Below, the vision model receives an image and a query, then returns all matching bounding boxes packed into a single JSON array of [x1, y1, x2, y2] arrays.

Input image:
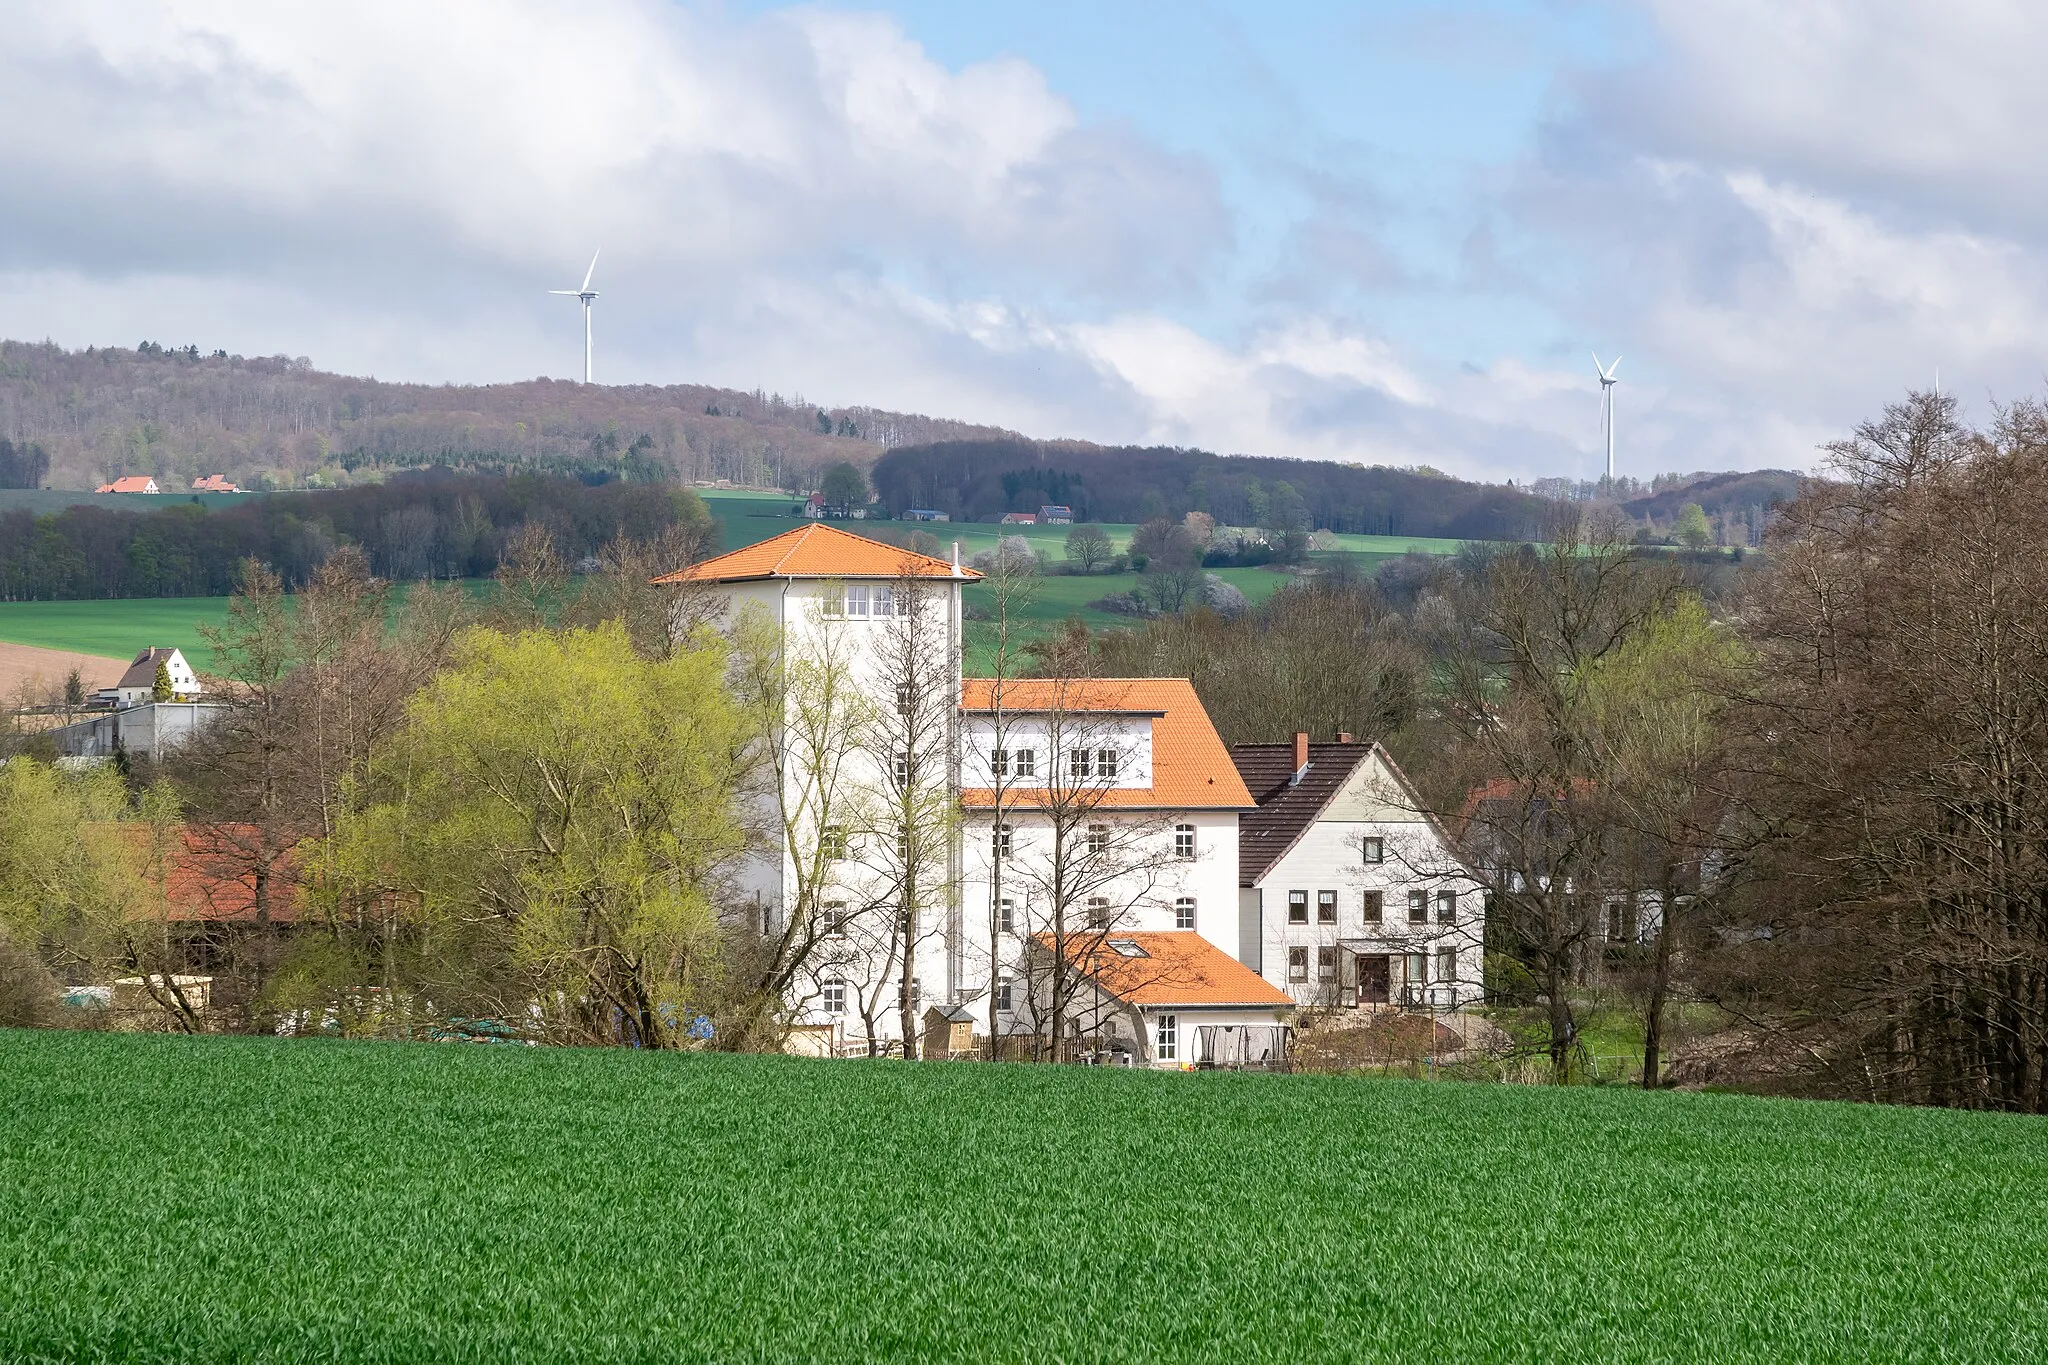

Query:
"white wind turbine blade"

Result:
[[1605, 355, 1622, 380], [1591, 349, 1604, 376], [580, 249, 601, 294], [548, 289, 579, 295]]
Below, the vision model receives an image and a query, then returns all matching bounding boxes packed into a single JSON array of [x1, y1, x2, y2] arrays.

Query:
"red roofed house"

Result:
[[961, 677, 1270, 1063], [1028, 930, 1293, 1067], [96, 475, 160, 494], [191, 474, 240, 492]]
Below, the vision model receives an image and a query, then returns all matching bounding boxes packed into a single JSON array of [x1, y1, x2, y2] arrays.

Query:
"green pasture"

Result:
[[0, 494, 1462, 673], [0, 1030, 2041, 1362], [0, 489, 260, 516]]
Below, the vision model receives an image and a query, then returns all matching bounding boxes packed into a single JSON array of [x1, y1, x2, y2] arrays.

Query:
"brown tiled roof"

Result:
[[98, 476, 158, 493], [1230, 741, 1374, 886], [960, 678, 1254, 810], [115, 647, 175, 691], [650, 523, 979, 584], [1043, 930, 1292, 1009]]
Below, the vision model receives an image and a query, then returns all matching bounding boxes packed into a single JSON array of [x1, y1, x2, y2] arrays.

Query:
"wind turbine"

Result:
[[550, 250, 601, 383], [1592, 351, 1622, 483]]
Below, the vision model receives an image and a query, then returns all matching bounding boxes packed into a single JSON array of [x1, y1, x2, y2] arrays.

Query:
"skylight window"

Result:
[[1107, 939, 1148, 958]]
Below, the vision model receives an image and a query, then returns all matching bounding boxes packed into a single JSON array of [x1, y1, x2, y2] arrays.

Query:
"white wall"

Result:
[[1251, 749, 1480, 1010]]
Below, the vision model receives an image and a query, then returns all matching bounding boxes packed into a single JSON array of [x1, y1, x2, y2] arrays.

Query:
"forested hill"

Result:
[[0, 340, 1014, 493], [871, 438, 1553, 539]]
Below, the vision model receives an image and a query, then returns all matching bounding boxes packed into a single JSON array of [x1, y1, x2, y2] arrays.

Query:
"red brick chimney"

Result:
[[1337, 732, 1354, 745], [1293, 731, 1309, 771]]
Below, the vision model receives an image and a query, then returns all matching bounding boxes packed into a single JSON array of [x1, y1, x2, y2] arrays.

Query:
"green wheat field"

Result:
[[1, 1029, 2041, 1362]]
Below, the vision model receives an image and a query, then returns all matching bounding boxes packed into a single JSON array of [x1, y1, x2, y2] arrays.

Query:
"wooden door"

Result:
[[1357, 954, 1390, 1006]]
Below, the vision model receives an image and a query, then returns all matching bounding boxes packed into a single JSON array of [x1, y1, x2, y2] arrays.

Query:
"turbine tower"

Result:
[[1592, 351, 1622, 483], [550, 250, 601, 383]]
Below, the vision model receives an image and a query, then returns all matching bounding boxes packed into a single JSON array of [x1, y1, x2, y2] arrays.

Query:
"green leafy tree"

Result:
[[1672, 502, 1712, 548], [821, 462, 868, 511], [332, 622, 747, 1048]]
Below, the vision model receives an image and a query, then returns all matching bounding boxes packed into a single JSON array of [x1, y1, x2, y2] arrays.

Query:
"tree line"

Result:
[[0, 469, 715, 599], [870, 437, 1554, 538]]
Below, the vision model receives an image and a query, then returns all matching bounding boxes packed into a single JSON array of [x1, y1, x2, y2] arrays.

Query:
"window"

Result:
[[993, 823, 1012, 861], [990, 747, 1009, 778], [1362, 890, 1383, 925], [1437, 947, 1457, 985], [1087, 824, 1109, 856], [1068, 748, 1094, 781], [894, 823, 911, 862], [1318, 946, 1337, 982], [1175, 824, 1196, 860], [844, 585, 871, 618], [997, 898, 1014, 934], [1436, 889, 1456, 924], [1107, 938, 1148, 958], [1087, 897, 1113, 929], [1097, 747, 1119, 779], [996, 977, 1013, 1012], [909, 977, 922, 1012], [1155, 1013, 1177, 1061], [1014, 748, 1037, 778], [823, 901, 848, 938], [822, 825, 848, 861], [1407, 890, 1427, 924], [822, 980, 846, 1014], [1288, 890, 1309, 925], [821, 586, 845, 618], [895, 685, 913, 715], [1287, 947, 1309, 982], [1407, 951, 1428, 984], [870, 584, 895, 618], [1362, 836, 1384, 864], [1317, 890, 1337, 924], [1174, 897, 1196, 930], [893, 747, 912, 785]]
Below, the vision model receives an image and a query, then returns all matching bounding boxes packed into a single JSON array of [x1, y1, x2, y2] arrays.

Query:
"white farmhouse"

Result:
[[1232, 735, 1480, 1012], [96, 646, 202, 708]]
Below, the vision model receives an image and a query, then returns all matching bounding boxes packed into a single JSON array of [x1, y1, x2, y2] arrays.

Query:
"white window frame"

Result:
[[1174, 897, 1196, 930], [822, 980, 846, 1015], [1086, 897, 1113, 929], [1174, 824, 1196, 860], [1087, 823, 1109, 856], [870, 584, 895, 618], [823, 825, 848, 862], [1014, 748, 1037, 778], [1068, 748, 1094, 781], [997, 897, 1014, 934], [823, 901, 848, 938], [1096, 747, 1119, 780], [1155, 1013, 1177, 1061], [993, 823, 1013, 861], [844, 584, 871, 618], [996, 977, 1014, 1013]]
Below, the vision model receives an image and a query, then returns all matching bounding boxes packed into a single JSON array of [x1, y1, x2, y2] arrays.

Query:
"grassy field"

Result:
[[0, 1030, 2040, 1362], [0, 489, 258, 515], [0, 493, 1461, 673]]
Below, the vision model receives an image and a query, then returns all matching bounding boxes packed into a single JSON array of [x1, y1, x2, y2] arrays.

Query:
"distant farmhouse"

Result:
[[191, 474, 239, 492], [1038, 504, 1073, 524], [999, 511, 1037, 525], [51, 647, 224, 761], [95, 475, 159, 494]]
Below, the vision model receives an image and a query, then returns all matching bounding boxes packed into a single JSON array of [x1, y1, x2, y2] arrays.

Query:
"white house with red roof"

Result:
[[656, 523, 1289, 1062]]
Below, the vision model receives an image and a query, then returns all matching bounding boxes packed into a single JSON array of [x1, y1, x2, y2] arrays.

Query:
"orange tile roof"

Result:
[[97, 476, 158, 494], [1043, 930, 1293, 1009], [651, 523, 980, 584], [959, 677, 1254, 810]]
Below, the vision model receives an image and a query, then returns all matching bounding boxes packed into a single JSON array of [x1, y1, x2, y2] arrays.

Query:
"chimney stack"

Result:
[[1293, 731, 1309, 771], [1337, 732, 1354, 745]]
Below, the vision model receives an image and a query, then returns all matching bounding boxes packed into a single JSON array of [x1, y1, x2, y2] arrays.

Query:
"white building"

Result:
[[656, 523, 974, 1053], [959, 677, 1287, 1065], [1232, 735, 1480, 1012], [94, 646, 202, 708], [656, 524, 1295, 1061]]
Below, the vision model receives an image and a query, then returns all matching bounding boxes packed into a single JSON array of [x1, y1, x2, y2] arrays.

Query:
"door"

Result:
[[1357, 954, 1390, 1006]]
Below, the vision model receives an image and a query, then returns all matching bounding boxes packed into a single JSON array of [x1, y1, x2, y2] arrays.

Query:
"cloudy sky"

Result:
[[0, 1, 2036, 480]]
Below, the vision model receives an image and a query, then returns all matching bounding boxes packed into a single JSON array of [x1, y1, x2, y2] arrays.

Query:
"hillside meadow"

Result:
[[0, 488, 1466, 672], [0, 1029, 2041, 1362]]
